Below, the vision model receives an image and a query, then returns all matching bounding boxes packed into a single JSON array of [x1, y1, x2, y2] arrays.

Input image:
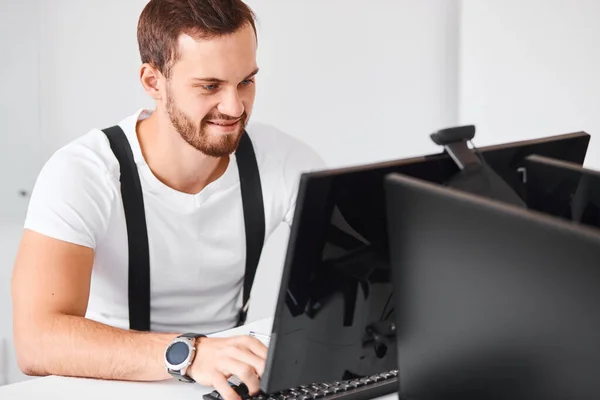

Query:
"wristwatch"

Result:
[[164, 333, 206, 383]]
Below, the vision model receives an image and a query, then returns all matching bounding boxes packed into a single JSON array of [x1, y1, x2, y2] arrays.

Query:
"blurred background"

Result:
[[1, 0, 599, 386]]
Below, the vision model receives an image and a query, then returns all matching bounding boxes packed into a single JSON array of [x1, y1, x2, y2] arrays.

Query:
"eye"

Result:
[[241, 79, 255, 87], [202, 84, 218, 91]]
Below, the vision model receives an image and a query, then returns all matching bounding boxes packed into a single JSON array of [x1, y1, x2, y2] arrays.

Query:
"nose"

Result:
[[217, 88, 244, 119]]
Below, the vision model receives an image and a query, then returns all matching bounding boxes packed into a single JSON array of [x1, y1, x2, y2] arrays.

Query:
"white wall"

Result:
[[0, 0, 43, 386], [0, 0, 460, 384], [38, 0, 154, 161], [459, 0, 600, 168], [0, 0, 43, 224], [247, 0, 459, 167]]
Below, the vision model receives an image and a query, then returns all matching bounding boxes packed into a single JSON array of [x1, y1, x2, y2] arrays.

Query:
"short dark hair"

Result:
[[137, 0, 257, 77]]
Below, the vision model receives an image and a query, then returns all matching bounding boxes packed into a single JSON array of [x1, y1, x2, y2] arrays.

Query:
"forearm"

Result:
[[17, 314, 178, 381]]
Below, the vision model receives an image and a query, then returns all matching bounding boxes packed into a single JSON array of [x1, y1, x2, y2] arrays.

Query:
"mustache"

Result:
[[203, 111, 247, 122]]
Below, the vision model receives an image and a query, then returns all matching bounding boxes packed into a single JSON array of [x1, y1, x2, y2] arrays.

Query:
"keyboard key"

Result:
[[278, 395, 295, 400]]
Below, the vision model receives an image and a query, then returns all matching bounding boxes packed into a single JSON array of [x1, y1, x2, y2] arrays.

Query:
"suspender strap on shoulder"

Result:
[[236, 131, 266, 325], [103, 125, 151, 331]]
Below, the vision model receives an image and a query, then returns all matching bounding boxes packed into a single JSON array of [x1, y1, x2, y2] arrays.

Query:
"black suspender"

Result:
[[103, 125, 265, 331], [235, 132, 266, 324], [104, 126, 151, 331]]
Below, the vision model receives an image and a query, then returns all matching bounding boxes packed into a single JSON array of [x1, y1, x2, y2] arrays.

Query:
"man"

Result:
[[10, 1, 324, 399]]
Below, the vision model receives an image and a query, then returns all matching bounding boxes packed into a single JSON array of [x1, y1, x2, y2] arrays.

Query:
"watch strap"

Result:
[[180, 332, 207, 340], [169, 368, 197, 383]]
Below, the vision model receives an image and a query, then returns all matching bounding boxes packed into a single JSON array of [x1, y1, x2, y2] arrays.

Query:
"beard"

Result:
[[165, 85, 247, 158]]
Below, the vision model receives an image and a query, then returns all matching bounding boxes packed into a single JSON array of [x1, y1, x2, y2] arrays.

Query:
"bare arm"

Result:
[[12, 229, 268, 399], [11, 229, 176, 381]]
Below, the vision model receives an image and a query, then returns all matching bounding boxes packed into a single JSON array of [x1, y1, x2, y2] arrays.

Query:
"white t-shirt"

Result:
[[24, 109, 326, 334]]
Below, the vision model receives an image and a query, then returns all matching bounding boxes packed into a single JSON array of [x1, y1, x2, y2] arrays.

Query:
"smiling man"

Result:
[[10, 1, 324, 399]]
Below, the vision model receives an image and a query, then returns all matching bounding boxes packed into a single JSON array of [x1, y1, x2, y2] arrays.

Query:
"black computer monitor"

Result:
[[259, 131, 590, 395], [524, 154, 600, 230], [385, 172, 600, 400]]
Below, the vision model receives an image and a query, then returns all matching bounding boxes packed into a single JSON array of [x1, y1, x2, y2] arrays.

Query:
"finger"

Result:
[[236, 335, 268, 360], [211, 374, 240, 400], [223, 359, 261, 395], [227, 346, 266, 376]]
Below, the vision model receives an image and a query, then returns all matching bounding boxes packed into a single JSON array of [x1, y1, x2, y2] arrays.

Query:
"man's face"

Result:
[[164, 24, 258, 158]]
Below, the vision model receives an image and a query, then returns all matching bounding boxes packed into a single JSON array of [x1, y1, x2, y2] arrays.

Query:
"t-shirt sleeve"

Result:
[[23, 146, 115, 249], [282, 141, 327, 226]]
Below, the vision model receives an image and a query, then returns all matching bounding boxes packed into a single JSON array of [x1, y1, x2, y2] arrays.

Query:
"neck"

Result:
[[136, 111, 229, 194]]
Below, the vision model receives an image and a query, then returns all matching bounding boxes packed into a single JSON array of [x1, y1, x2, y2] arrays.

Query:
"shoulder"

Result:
[[244, 121, 327, 174], [243, 121, 327, 225], [45, 108, 146, 183], [48, 128, 120, 180], [24, 127, 120, 248], [37, 126, 123, 198]]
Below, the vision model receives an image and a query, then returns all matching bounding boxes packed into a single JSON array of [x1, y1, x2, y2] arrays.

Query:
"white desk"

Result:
[[0, 318, 397, 400]]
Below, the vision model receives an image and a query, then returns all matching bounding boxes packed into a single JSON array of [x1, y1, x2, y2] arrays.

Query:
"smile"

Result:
[[208, 120, 240, 126]]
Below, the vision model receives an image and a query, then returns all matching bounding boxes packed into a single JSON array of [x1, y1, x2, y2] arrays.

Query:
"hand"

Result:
[[189, 335, 268, 400]]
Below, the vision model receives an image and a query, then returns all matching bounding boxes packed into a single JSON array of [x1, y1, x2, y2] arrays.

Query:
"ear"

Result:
[[139, 63, 163, 101]]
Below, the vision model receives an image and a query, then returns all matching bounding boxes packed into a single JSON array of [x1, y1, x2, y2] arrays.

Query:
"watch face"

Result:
[[166, 341, 190, 366]]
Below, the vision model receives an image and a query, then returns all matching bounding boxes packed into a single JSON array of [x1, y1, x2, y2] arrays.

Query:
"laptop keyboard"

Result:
[[203, 369, 399, 400]]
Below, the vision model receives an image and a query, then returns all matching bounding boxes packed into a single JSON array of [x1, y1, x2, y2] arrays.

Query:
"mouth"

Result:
[[207, 119, 240, 127]]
